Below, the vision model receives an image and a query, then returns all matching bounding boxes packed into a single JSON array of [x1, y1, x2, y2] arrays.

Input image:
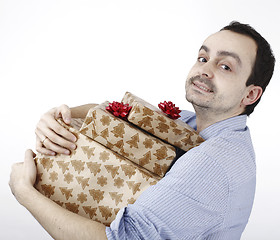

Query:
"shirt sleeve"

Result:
[[106, 148, 229, 239]]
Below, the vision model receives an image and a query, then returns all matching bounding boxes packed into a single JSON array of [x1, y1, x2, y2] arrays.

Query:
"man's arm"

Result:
[[107, 149, 228, 239], [9, 150, 107, 240]]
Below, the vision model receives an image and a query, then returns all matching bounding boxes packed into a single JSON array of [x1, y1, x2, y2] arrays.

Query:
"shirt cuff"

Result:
[[105, 207, 126, 239]]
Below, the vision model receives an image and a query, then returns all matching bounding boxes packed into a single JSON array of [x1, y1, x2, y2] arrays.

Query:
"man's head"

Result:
[[221, 21, 275, 116], [185, 21, 275, 117]]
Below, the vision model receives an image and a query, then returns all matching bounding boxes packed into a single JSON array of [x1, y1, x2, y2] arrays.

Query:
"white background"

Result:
[[1, 0, 279, 239]]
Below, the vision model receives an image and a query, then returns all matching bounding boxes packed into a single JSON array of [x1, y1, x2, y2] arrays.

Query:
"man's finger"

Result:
[[24, 149, 36, 163], [60, 104, 72, 124], [42, 139, 71, 155], [36, 146, 56, 156], [24, 149, 36, 171], [44, 118, 76, 143], [24, 149, 37, 185]]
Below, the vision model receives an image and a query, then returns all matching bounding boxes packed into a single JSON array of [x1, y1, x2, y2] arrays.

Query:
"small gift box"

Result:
[[80, 101, 176, 178], [122, 92, 204, 151], [35, 119, 159, 226]]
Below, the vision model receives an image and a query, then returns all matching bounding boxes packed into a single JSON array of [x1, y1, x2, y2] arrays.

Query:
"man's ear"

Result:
[[242, 85, 263, 106]]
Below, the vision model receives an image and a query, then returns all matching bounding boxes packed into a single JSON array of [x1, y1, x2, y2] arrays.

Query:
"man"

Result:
[[9, 21, 275, 239]]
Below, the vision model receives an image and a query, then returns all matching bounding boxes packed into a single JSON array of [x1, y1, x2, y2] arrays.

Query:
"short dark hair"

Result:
[[220, 21, 275, 116]]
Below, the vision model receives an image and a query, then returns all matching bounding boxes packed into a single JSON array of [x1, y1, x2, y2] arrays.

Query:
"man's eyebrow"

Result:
[[217, 50, 242, 66], [199, 45, 209, 52], [199, 45, 242, 66]]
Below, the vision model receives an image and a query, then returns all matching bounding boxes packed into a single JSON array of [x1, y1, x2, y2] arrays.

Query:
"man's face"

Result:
[[185, 30, 257, 116]]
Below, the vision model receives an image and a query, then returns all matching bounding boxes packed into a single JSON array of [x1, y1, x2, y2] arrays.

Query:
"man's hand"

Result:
[[9, 149, 107, 239], [35, 104, 77, 155], [9, 149, 37, 204]]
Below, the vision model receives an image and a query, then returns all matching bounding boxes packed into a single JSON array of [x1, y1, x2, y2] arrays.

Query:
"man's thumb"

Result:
[[24, 149, 37, 184], [61, 105, 72, 124]]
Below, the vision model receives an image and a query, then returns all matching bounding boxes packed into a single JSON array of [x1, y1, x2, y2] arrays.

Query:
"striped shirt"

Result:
[[106, 110, 256, 239]]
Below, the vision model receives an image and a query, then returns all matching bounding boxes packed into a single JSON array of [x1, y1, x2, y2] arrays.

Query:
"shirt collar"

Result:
[[199, 115, 248, 140]]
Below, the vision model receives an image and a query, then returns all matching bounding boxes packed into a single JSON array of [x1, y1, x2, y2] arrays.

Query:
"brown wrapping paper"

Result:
[[79, 101, 176, 178], [122, 92, 204, 151], [35, 119, 160, 226]]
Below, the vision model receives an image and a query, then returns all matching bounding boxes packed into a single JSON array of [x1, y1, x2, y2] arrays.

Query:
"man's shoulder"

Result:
[[179, 110, 196, 129], [179, 110, 196, 120], [177, 114, 256, 185], [194, 130, 256, 186], [199, 130, 254, 160]]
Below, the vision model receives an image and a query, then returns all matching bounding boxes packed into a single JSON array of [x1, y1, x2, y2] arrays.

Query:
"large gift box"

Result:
[[122, 92, 204, 151], [79, 101, 176, 178], [35, 119, 160, 226]]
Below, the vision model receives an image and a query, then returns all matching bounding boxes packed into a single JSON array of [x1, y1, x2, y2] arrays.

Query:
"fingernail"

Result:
[[64, 150, 70, 155], [70, 144, 76, 150], [72, 136, 77, 142]]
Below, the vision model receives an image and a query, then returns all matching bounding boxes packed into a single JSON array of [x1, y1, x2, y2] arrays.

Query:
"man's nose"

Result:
[[199, 62, 214, 79]]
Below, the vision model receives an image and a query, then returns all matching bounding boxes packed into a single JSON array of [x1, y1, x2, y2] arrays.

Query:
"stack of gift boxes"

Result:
[[35, 92, 204, 226]]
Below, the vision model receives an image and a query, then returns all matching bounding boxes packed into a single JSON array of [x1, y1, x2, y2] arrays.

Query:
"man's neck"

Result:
[[194, 107, 243, 133]]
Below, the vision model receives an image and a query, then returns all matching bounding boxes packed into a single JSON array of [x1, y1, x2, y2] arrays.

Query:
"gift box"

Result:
[[35, 93, 203, 226], [35, 119, 160, 226], [79, 101, 176, 178], [122, 92, 204, 151]]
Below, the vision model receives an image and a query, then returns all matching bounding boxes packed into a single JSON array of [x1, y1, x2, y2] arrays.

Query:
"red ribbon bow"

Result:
[[106, 101, 132, 120], [158, 101, 181, 119]]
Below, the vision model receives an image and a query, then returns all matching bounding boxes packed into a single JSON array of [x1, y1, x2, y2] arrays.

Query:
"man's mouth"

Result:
[[192, 81, 213, 93]]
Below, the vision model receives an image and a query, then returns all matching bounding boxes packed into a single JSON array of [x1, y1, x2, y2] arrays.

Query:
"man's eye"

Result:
[[221, 64, 231, 71], [198, 57, 207, 63]]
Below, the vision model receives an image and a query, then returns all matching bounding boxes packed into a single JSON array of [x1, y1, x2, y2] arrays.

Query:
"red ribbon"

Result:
[[158, 101, 181, 119], [106, 101, 132, 120]]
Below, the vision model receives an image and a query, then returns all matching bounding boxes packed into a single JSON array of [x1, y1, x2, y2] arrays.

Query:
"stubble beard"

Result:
[[185, 80, 238, 116], [185, 75, 215, 110], [185, 75, 245, 120]]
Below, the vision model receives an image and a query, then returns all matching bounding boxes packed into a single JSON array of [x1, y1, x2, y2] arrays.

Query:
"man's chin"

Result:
[[186, 95, 210, 110]]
